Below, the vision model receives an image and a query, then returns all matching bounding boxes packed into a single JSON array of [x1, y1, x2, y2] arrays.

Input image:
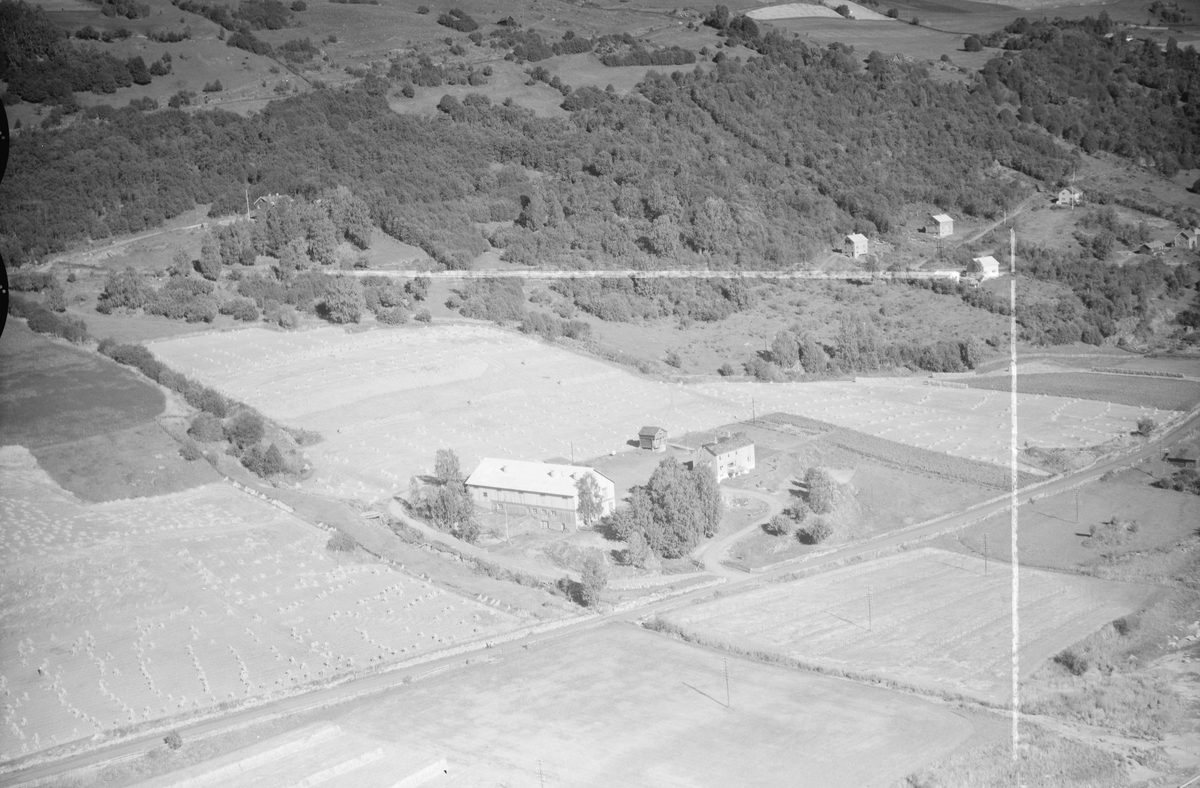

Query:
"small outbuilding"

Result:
[[638, 425, 668, 452], [1173, 230, 1196, 250], [693, 434, 755, 482], [972, 255, 1001, 279], [927, 213, 954, 238], [1165, 446, 1198, 469], [1139, 240, 1166, 255], [844, 233, 869, 259]]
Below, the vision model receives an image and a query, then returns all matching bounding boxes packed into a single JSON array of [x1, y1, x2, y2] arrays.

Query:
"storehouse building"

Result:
[[465, 458, 616, 530], [638, 426, 668, 452]]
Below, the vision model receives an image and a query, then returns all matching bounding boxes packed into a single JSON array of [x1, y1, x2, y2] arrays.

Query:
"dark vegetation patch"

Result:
[[0, 323, 163, 449], [32, 422, 222, 502], [965, 372, 1200, 411]]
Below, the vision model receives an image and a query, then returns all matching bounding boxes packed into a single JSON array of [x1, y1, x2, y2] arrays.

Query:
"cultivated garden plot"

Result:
[[663, 548, 1152, 704], [0, 447, 518, 763], [147, 326, 1169, 502]]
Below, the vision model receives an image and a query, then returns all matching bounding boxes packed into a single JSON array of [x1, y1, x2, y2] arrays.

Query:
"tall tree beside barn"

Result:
[[576, 473, 604, 526], [434, 448, 463, 484]]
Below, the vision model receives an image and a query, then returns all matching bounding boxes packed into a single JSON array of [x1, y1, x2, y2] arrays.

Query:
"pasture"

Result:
[[312, 624, 973, 787], [966, 371, 1200, 412], [762, 18, 997, 70], [146, 324, 1165, 502], [0, 322, 164, 450], [0, 446, 519, 763], [662, 548, 1152, 704]]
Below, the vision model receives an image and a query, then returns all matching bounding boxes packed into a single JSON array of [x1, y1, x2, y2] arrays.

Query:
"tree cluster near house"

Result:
[[410, 449, 480, 542], [606, 457, 723, 559]]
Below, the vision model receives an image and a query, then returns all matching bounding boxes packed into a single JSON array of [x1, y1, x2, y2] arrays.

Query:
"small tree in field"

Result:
[[964, 35, 982, 51], [322, 277, 365, 324], [1136, 417, 1157, 437], [224, 410, 265, 449], [575, 472, 604, 526], [579, 550, 608, 607], [624, 530, 654, 568]]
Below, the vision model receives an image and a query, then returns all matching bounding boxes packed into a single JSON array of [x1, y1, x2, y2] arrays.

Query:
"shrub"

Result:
[[202, 79, 223, 92], [964, 35, 982, 51], [242, 442, 285, 476], [180, 440, 204, 461], [414, 308, 432, 323], [188, 412, 225, 442], [579, 551, 608, 607], [326, 530, 356, 551], [437, 8, 478, 31], [798, 517, 832, 544], [184, 383, 228, 417], [1113, 614, 1140, 637], [766, 513, 792, 536], [224, 410, 265, 448], [416, 4, 428, 11], [219, 297, 260, 322], [1136, 417, 1157, 437], [376, 306, 408, 324], [164, 731, 183, 750], [1053, 649, 1089, 676]]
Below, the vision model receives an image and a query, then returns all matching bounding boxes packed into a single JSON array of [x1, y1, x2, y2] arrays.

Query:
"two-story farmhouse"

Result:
[[465, 459, 616, 530], [692, 434, 756, 482], [844, 233, 869, 259], [972, 255, 1001, 279], [1056, 186, 1084, 206], [927, 214, 954, 238]]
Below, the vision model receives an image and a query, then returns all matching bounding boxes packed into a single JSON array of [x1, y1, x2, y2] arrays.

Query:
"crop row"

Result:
[[1090, 367, 1184, 379]]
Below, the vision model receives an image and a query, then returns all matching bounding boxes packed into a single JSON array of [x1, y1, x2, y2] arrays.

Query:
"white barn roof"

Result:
[[931, 213, 953, 223], [465, 458, 611, 497], [845, 233, 868, 243]]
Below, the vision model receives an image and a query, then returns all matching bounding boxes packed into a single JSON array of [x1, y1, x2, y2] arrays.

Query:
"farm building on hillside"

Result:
[[972, 256, 1001, 279], [1056, 186, 1084, 206], [693, 434, 755, 482], [927, 214, 954, 238], [844, 233, 869, 259], [465, 458, 616, 530], [1174, 230, 1197, 250], [638, 426, 668, 452], [1165, 446, 1198, 469], [1139, 240, 1166, 255]]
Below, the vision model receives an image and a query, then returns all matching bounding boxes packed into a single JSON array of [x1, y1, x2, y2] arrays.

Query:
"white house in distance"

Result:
[[844, 233, 869, 259], [927, 213, 954, 238], [693, 434, 756, 482], [973, 255, 1001, 279], [1057, 186, 1084, 206], [464, 458, 616, 531]]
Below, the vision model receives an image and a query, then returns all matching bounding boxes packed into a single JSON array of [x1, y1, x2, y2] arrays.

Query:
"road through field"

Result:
[[691, 488, 781, 578], [5, 407, 1198, 787]]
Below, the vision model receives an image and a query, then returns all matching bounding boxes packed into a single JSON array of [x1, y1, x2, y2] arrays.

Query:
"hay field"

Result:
[[312, 624, 972, 787], [966, 372, 1200, 412], [0, 447, 518, 763], [747, 3, 842, 19], [146, 325, 1165, 502], [663, 548, 1151, 704]]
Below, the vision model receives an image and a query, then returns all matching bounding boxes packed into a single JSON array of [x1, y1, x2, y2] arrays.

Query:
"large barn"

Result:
[[464, 459, 617, 530]]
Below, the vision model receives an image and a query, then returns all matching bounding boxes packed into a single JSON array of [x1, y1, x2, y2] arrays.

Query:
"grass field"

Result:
[[934, 480, 1200, 574], [763, 17, 997, 71], [289, 624, 973, 787], [966, 371, 1200, 411], [0, 323, 164, 449], [663, 548, 1152, 704], [0, 447, 520, 763], [145, 324, 1164, 502]]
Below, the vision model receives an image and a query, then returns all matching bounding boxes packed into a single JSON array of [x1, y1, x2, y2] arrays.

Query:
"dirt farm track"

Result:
[[146, 324, 1172, 502]]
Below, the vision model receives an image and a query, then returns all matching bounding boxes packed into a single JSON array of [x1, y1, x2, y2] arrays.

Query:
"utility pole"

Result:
[[570, 442, 574, 465], [751, 396, 756, 424], [867, 586, 873, 631], [983, 533, 989, 575], [538, 760, 545, 788], [723, 658, 730, 709], [245, 186, 250, 219]]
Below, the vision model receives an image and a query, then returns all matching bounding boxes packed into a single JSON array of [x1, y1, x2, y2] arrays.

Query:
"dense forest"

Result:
[[1, 25, 1082, 269], [977, 14, 1200, 175]]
